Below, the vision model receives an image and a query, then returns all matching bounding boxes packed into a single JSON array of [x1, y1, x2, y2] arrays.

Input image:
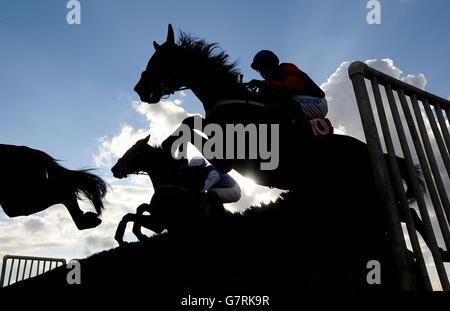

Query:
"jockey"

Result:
[[249, 50, 330, 133], [188, 156, 241, 215]]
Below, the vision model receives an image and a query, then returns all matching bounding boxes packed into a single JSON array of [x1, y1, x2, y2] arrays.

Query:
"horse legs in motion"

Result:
[[64, 192, 103, 230], [115, 186, 205, 245], [404, 206, 450, 262], [115, 203, 165, 245]]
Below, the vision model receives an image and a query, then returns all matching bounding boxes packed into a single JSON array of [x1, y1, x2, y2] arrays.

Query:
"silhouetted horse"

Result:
[[133, 25, 417, 193], [132, 25, 449, 264], [111, 135, 208, 244], [0, 144, 107, 230]]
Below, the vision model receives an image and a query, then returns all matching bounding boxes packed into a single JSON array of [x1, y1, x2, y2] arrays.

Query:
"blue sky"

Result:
[[1, 0, 449, 170]]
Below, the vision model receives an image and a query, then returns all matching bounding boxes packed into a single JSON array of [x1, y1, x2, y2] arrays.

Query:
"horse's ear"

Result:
[[153, 41, 160, 50], [167, 24, 175, 45], [144, 135, 150, 143]]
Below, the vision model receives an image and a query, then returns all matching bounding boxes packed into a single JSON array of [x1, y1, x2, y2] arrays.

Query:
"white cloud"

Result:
[[94, 99, 193, 168], [323, 58, 428, 143], [321, 60, 365, 141], [23, 217, 45, 233], [133, 99, 193, 144], [94, 125, 149, 167], [402, 73, 427, 89]]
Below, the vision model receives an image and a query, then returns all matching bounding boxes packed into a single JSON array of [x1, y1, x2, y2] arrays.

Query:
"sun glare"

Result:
[[228, 170, 256, 195]]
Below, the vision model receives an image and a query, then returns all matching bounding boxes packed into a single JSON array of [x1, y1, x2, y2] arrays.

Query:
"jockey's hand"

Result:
[[248, 79, 265, 89]]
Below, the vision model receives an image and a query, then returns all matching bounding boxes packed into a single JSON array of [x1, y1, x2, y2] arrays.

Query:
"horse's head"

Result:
[[134, 24, 187, 104], [111, 135, 154, 179], [111, 134, 188, 181]]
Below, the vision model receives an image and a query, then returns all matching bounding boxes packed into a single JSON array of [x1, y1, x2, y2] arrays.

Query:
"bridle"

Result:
[[158, 79, 190, 99], [116, 155, 187, 180], [160, 87, 190, 100], [142, 62, 190, 100]]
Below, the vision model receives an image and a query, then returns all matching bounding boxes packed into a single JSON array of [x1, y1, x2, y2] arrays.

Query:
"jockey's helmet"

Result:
[[251, 50, 279, 70]]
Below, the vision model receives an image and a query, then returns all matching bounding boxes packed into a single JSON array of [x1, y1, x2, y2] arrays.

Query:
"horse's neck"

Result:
[[186, 65, 242, 112], [141, 148, 187, 189], [148, 171, 178, 189]]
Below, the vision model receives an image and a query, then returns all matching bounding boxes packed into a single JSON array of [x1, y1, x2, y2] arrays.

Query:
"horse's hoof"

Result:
[[76, 212, 102, 230]]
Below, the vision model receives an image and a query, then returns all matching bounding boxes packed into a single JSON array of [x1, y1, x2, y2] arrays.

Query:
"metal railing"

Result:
[[0, 255, 66, 288], [349, 61, 450, 290]]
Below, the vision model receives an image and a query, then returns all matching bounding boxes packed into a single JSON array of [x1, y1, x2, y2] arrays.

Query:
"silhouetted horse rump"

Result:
[[0, 144, 107, 230]]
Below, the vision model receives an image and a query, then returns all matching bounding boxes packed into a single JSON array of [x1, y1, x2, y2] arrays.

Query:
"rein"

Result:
[[161, 77, 268, 116], [160, 85, 190, 99]]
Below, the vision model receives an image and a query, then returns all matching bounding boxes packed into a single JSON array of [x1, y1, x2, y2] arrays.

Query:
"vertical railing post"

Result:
[[370, 78, 432, 290], [349, 61, 417, 290], [0, 255, 10, 288]]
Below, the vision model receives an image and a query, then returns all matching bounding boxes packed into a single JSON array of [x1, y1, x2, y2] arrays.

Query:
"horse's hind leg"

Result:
[[115, 207, 164, 245], [115, 213, 136, 245], [406, 207, 449, 262], [64, 193, 101, 230]]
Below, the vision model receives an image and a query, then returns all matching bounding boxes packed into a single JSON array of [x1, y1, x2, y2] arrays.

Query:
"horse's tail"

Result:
[[395, 156, 427, 203], [67, 169, 108, 215]]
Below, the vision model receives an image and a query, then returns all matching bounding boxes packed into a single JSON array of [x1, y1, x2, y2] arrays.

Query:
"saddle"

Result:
[[267, 100, 334, 139], [211, 97, 334, 139]]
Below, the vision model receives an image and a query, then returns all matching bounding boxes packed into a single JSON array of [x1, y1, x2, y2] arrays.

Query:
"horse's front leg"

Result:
[[132, 203, 152, 242], [115, 213, 136, 246]]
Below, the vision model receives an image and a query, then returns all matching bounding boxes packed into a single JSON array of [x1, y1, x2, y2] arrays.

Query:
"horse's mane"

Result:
[[178, 32, 241, 86]]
